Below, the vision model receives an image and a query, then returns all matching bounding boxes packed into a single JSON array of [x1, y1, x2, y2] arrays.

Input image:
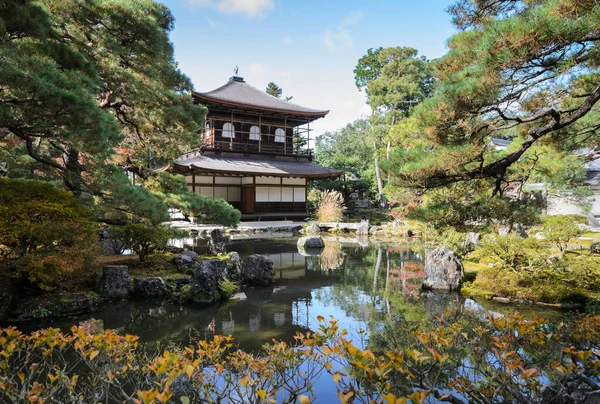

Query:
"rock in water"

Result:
[[297, 236, 325, 250], [422, 247, 464, 291], [174, 250, 198, 268], [356, 220, 370, 235], [134, 277, 168, 298], [242, 255, 275, 286], [307, 221, 321, 235], [191, 259, 228, 303], [228, 251, 242, 280], [97, 266, 132, 299], [207, 228, 226, 255]]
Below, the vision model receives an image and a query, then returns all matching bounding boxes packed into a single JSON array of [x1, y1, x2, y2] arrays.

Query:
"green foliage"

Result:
[[218, 278, 238, 300], [0, 178, 97, 290], [314, 119, 377, 204], [145, 172, 240, 227], [315, 190, 346, 222], [435, 228, 474, 258], [109, 224, 187, 263], [0, 0, 212, 224], [265, 82, 282, 98], [478, 233, 547, 271], [1, 314, 600, 403], [540, 214, 584, 256], [384, 0, 600, 225]]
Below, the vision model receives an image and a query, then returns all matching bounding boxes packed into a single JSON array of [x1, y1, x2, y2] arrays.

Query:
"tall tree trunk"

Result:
[[373, 140, 385, 208]]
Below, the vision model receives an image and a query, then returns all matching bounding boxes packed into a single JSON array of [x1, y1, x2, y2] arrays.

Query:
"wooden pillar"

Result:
[[192, 172, 196, 194], [259, 114, 262, 152], [230, 110, 234, 150], [284, 116, 287, 155]]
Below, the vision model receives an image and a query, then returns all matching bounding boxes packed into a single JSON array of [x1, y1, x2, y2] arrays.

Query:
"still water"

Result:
[[16, 236, 566, 350]]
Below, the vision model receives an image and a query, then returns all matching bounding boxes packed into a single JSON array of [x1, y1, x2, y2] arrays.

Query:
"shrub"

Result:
[[218, 278, 238, 299], [0, 314, 599, 403], [478, 233, 547, 271], [540, 214, 584, 257], [109, 224, 188, 263], [0, 178, 98, 290], [315, 190, 346, 222]]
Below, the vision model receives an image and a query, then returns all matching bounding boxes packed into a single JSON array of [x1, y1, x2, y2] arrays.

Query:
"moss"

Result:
[[179, 284, 193, 304], [461, 286, 495, 299]]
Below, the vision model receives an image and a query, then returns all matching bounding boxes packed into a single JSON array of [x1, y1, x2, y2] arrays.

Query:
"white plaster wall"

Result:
[[256, 176, 281, 185], [256, 186, 269, 202], [294, 187, 306, 202], [282, 178, 306, 185]]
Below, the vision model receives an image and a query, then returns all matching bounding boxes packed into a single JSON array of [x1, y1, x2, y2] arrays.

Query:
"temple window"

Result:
[[249, 125, 260, 140], [274, 128, 285, 143], [222, 122, 235, 138]]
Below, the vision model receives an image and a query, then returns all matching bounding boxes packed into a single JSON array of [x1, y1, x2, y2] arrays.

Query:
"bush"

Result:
[[540, 214, 584, 256], [478, 233, 547, 271], [0, 179, 98, 290], [1, 314, 599, 403], [315, 190, 346, 222], [218, 278, 238, 299], [109, 224, 188, 263]]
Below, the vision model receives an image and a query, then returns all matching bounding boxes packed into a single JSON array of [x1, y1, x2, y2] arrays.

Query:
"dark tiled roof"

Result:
[[174, 152, 344, 179], [491, 138, 511, 147], [192, 79, 329, 117]]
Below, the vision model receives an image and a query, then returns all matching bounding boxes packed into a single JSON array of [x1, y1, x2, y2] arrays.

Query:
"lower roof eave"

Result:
[[172, 163, 344, 179]]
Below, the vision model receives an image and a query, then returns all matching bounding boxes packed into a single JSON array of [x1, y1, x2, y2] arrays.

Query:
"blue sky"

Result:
[[160, 0, 457, 136]]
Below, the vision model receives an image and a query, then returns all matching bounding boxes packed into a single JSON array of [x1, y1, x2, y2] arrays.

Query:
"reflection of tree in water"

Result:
[[319, 239, 345, 272]]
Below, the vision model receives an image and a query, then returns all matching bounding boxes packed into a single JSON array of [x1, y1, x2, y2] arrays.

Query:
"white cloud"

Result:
[[281, 36, 293, 45], [185, 0, 274, 18], [321, 10, 363, 50]]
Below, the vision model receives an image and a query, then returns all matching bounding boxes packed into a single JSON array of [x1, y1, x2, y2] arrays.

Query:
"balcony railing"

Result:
[[201, 131, 312, 158]]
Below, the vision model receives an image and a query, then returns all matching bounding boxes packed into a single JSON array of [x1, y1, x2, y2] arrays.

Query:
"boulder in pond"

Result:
[[227, 251, 242, 280], [297, 236, 325, 250], [190, 258, 228, 303], [174, 250, 198, 268], [207, 228, 226, 255], [97, 266, 132, 299], [242, 254, 275, 286], [422, 247, 464, 292], [356, 220, 369, 235], [134, 277, 168, 298]]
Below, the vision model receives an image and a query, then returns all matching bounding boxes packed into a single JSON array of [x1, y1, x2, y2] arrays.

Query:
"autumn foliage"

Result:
[[0, 178, 97, 290], [1, 313, 599, 403]]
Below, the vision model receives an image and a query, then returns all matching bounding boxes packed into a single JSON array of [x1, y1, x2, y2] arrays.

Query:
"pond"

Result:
[[14, 236, 568, 351]]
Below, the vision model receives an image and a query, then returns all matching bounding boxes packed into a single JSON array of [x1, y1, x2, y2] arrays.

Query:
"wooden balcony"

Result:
[[201, 129, 312, 158]]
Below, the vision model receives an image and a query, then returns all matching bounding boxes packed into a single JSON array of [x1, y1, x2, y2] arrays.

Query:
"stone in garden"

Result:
[[97, 266, 132, 299], [191, 259, 228, 303], [513, 224, 528, 239], [356, 220, 370, 235], [207, 228, 226, 255], [498, 225, 511, 235], [422, 247, 464, 291], [591, 240, 600, 254], [174, 250, 198, 268], [307, 221, 321, 235], [587, 213, 600, 228], [227, 251, 242, 280], [464, 232, 481, 248], [241, 254, 275, 286], [297, 235, 325, 250], [134, 277, 168, 298]]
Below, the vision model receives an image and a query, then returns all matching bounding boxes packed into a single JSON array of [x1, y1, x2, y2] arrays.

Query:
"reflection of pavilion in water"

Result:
[[385, 247, 424, 298]]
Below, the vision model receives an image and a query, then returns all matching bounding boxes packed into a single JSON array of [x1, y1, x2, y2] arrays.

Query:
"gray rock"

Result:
[[174, 250, 198, 268], [587, 213, 600, 228], [97, 266, 132, 299], [191, 259, 228, 303], [207, 228, 226, 255], [356, 220, 369, 235], [242, 255, 275, 286], [228, 251, 242, 280], [464, 232, 481, 249], [297, 236, 325, 250], [422, 247, 464, 292], [513, 224, 528, 239], [307, 222, 321, 236], [498, 225, 511, 235], [591, 240, 600, 254], [134, 277, 168, 298]]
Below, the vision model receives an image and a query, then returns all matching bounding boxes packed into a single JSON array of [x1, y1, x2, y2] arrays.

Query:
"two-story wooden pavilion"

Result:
[[173, 75, 343, 220]]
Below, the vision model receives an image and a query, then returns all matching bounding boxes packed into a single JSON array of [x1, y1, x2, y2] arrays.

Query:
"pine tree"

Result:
[[266, 82, 283, 98]]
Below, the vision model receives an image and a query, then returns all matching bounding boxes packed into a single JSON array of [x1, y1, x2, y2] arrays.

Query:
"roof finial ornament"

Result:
[[234, 65, 239, 75]]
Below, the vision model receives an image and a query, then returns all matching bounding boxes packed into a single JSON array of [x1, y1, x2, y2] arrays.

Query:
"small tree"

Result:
[[109, 224, 187, 263], [541, 215, 584, 257], [0, 178, 98, 290]]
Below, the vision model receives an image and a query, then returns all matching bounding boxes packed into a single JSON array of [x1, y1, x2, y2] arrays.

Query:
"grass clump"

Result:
[[315, 190, 346, 222]]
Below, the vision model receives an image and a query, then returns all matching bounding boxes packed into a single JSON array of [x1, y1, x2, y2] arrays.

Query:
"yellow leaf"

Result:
[[332, 371, 342, 384], [240, 376, 249, 387], [316, 315, 325, 322], [89, 350, 99, 361], [180, 397, 190, 404], [185, 364, 194, 378], [299, 395, 310, 404], [257, 389, 267, 400]]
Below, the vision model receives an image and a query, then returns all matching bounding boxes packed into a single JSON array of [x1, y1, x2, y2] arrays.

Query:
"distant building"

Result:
[[174, 76, 343, 220]]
